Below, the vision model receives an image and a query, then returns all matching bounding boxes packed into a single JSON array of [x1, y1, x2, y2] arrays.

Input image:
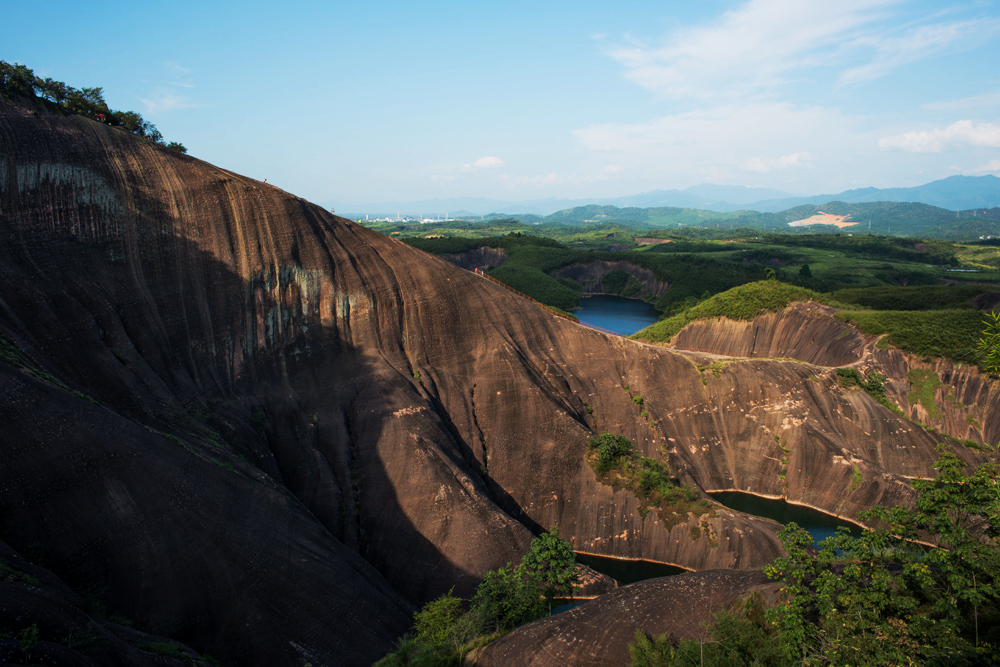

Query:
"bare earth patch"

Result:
[[788, 211, 858, 228]]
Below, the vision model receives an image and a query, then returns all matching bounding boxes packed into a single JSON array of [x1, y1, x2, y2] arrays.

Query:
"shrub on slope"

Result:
[[632, 281, 825, 343]]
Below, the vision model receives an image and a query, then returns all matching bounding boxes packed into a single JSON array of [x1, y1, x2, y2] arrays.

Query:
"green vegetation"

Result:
[[0, 558, 39, 586], [376, 529, 578, 666], [907, 368, 943, 420], [137, 640, 211, 665], [838, 309, 983, 365], [835, 367, 903, 416], [629, 447, 1000, 665], [832, 284, 994, 311], [629, 595, 787, 667], [1, 61, 185, 152], [979, 311, 1000, 376], [586, 432, 710, 526], [0, 332, 99, 404], [634, 281, 824, 343], [850, 465, 863, 492], [378, 220, 1000, 344]]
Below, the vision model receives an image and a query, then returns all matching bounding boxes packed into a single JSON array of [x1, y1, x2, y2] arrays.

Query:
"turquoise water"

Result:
[[574, 294, 659, 336], [709, 491, 862, 547]]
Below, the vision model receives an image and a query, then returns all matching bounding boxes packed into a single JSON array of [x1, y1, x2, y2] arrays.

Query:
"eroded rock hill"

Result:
[[0, 97, 979, 664]]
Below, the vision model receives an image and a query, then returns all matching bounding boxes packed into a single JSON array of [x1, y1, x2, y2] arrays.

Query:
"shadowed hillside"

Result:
[[0, 95, 988, 665]]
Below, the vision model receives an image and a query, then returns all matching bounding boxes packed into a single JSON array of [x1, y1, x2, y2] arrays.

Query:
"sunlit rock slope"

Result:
[[0, 96, 976, 665]]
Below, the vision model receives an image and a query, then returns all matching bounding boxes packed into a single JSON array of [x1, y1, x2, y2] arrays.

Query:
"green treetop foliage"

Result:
[[979, 311, 1000, 377], [629, 446, 1000, 666], [376, 528, 578, 666], [763, 446, 1000, 665], [519, 526, 580, 601], [0, 60, 186, 152]]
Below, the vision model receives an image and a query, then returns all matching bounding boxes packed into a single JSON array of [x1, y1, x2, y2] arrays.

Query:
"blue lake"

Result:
[[574, 294, 660, 336], [709, 491, 862, 547]]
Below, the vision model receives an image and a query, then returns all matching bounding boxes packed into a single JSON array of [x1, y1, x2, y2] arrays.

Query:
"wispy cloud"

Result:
[[602, 0, 999, 102], [140, 62, 198, 114], [741, 151, 817, 173], [573, 102, 865, 187], [460, 156, 505, 172], [879, 120, 1000, 152], [838, 19, 1000, 86], [140, 89, 199, 114], [922, 90, 1000, 111], [975, 159, 1000, 173]]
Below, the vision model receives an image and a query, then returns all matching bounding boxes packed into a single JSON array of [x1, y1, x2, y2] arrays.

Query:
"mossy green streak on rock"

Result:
[[586, 433, 710, 529], [0, 334, 27, 369], [907, 368, 943, 420], [633, 281, 825, 343], [0, 558, 39, 586], [836, 309, 983, 366]]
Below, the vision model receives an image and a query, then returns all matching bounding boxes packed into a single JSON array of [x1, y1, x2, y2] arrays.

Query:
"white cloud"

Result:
[[603, 0, 892, 100], [838, 19, 1000, 86], [741, 151, 816, 173], [140, 62, 198, 114], [501, 172, 563, 187], [603, 0, 999, 101], [165, 62, 192, 78], [460, 156, 505, 172], [922, 90, 1000, 112], [878, 120, 1000, 152], [975, 159, 1000, 173], [604, 164, 625, 173], [572, 102, 867, 189], [139, 89, 198, 114]]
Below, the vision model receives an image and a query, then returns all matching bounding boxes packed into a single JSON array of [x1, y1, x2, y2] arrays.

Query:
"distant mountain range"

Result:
[[327, 175, 1000, 218]]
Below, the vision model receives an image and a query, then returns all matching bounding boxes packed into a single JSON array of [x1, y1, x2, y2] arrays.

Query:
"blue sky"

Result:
[[6, 0, 1000, 203]]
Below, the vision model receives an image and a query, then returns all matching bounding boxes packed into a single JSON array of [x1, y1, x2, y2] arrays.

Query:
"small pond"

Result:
[[709, 491, 862, 547], [575, 552, 686, 586], [574, 294, 660, 336], [551, 553, 688, 615]]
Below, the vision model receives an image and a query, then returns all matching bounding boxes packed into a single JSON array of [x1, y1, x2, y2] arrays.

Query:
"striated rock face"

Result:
[[671, 301, 868, 366], [669, 301, 1000, 450], [557, 260, 669, 300], [445, 246, 508, 272], [475, 569, 782, 666], [0, 97, 984, 664]]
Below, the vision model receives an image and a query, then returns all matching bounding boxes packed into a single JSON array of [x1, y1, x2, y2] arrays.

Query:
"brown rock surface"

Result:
[[0, 96, 983, 664], [475, 569, 781, 666], [671, 301, 868, 366], [446, 246, 508, 272]]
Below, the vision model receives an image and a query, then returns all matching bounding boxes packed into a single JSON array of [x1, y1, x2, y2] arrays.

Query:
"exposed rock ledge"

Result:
[[445, 246, 508, 272], [666, 300, 1000, 448], [670, 301, 869, 367], [557, 260, 668, 301]]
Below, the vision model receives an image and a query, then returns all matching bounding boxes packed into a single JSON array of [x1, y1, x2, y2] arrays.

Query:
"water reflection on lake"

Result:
[[574, 294, 660, 336], [709, 491, 862, 547]]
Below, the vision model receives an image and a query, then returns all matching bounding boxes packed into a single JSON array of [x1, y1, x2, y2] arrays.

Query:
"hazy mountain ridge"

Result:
[[330, 175, 1000, 218]]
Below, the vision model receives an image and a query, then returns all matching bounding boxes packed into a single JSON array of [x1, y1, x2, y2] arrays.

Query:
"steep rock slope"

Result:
[[0, 97, 971, 663], [668, 301, 1000, 450], [670, 301, 868, 366]]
